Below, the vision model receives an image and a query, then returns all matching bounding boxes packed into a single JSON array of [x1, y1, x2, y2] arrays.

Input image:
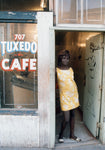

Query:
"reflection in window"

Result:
[[0, 23, 38, 109], [56, 0, 105, 25], [0, 0, 49, 11], [83, 0, 105, 24], [57, 0, 81, 24], [87, 0, 102, 21]]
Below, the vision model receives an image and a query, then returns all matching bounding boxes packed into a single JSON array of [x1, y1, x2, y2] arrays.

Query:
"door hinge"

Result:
[[99, 85, 103, 91], [97, 122, 103, 129]]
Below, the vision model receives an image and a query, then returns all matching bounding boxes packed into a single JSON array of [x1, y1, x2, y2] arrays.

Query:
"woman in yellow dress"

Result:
[[56, 50, 81, 143]]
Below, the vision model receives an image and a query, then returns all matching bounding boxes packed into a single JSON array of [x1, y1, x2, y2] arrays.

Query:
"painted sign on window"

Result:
[[0, 23, 38, 109], [0, 34, 37, 72]]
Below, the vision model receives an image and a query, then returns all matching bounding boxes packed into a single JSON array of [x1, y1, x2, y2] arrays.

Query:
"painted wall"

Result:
[[38, 12, 54, 148], [0, 115, 39, 147]]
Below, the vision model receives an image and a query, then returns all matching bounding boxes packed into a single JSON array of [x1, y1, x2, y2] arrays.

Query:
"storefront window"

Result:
[[83, 0, 105, 24], [57, 0, 81, 24], [0, 0, 49, 11], [0, 23, 38, 109], [56, 0, 105, 25]]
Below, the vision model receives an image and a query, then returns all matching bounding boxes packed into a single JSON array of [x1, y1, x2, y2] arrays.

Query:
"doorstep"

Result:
[[55, 138, 99, 149]]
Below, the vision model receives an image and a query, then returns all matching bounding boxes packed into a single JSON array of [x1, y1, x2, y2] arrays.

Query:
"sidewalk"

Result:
[[0, 143, 105, 150], [55, 144, 105, 150]]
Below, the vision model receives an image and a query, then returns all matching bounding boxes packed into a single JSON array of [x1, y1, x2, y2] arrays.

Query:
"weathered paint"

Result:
[[38, 12, 53, 148], [0, 110, 38, 115], [83, 34, 103, 137], [0, 115, 39, 147], [99, 34, 105, 144], [0, 11, 37, 23], [48, 28, 55, 148]]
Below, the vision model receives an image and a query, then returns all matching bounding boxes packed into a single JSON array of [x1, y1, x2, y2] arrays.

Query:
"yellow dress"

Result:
[[57, 67, 79, 111]]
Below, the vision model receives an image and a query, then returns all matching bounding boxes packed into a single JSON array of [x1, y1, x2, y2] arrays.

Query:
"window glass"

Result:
[[57, 0, 81, 24], [56, 0, 105, 25], [0, 23, 38, 109], [83, 0, 105, 24], [0, 0, 49, 11]]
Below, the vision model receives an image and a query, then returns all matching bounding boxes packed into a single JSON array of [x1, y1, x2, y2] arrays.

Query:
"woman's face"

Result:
[[61, 55, 70, 66]]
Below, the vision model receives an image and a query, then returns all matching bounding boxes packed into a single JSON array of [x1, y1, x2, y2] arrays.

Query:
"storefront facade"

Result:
[[0, 0, 105, 148], [0, 0, 54, 148]]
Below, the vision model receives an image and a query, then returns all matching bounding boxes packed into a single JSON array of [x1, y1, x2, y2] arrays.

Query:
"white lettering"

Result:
[[30, 59, 36, 71], [31, 42, 37, 54], [22, 59, 29, 70], [25, 42, 30, 52], [11, 59, 21, 70], [13, 42, 19, 51], [1, 59, 9, 70], [0, 41, 6, 56], [20, 42, 24, 51]]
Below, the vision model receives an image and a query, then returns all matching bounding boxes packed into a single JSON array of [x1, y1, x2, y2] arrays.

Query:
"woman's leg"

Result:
[[69, 109, 76, 139], [59, 110, 69, 140], [70, 108, 81, 141]]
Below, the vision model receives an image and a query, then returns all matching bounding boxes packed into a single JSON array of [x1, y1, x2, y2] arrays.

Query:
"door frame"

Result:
[[49, 26, 105, 146]]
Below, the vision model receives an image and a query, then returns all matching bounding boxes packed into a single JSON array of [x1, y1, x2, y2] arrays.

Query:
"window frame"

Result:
[[0, 11, 37, 23]]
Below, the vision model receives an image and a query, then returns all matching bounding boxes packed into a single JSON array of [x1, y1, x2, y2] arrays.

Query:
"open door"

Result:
[[83, 33, 103, 137]]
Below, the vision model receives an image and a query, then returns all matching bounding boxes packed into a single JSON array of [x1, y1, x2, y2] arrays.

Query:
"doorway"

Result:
[[55, 31, 104, 146]]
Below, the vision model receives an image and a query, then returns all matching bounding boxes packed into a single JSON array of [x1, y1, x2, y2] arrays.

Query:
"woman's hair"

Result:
[[57, 50, 70, 67]]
